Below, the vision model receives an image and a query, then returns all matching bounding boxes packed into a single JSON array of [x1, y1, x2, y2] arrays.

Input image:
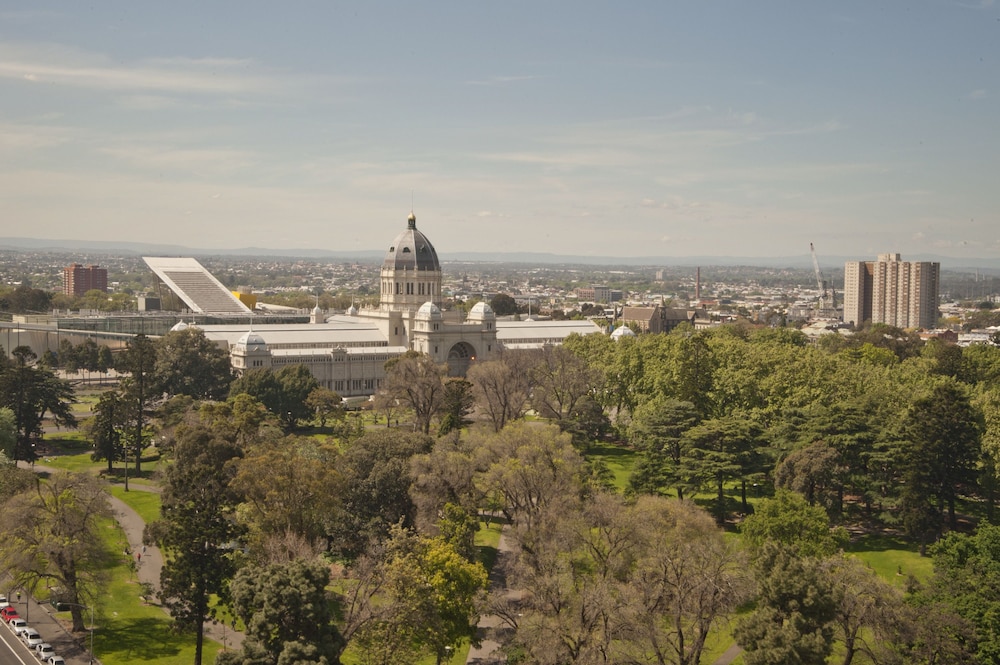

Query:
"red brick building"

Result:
[[63, 263, 108, 296]]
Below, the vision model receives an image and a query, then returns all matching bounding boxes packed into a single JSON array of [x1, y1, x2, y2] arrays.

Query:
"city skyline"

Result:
[[1, 2, 997, 259]]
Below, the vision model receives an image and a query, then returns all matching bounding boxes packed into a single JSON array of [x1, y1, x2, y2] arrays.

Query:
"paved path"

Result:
[[712, 643, 743, 665], [466, 526, 517, 665], [18, 462, 244, 658]]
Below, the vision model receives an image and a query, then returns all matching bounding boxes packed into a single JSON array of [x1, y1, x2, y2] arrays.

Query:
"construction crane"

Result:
[[810, 242, 836, 311]]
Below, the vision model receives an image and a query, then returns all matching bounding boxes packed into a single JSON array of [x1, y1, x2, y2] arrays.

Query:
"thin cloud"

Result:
[[0, 43, 297, 96], [464, 75, 538, 86], [967, 89, 988, 100]]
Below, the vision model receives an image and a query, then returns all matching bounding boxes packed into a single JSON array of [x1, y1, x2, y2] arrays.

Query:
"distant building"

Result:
[[843, 253, 940, 329], [621, 305, 694, 334], [160, 212, 603, 397], [576, 285, 622, 303], [62, 264, 108, 296]]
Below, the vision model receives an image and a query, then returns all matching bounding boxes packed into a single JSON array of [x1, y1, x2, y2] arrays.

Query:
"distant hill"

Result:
[[2, 237, 999, 271]]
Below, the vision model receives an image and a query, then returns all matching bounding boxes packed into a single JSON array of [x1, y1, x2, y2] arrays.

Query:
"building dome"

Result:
[[383, 212, 441, 272], [416, 301, 443, 319], [468, 301, 495, 319], [170, 320, 189, 332], [235, 330, 268, 351], [610, 325, 637, 340]]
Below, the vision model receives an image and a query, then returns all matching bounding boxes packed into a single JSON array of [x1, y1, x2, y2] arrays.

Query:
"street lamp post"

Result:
[[61, 602, 95, 664]]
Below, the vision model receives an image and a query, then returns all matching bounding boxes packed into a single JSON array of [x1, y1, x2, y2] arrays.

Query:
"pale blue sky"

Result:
[[0, 1, 997, 258]]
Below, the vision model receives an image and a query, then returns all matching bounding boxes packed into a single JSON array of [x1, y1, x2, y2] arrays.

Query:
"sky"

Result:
[[0, 1, 997, 260]]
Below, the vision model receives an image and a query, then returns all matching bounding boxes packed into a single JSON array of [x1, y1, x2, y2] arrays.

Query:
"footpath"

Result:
[[16, 462, 244, 662]]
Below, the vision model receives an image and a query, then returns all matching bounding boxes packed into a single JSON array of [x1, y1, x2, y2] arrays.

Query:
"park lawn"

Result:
[[586, 442, 638, 492], [109, 486, 162, 525], [82, 514, 221, 665], [846, 533, 933, 587]]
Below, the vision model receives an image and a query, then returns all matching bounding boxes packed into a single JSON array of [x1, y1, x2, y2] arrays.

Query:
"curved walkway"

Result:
[[19, 461, 244, 655]]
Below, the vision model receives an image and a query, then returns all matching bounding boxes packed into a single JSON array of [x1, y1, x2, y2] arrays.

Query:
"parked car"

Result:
[[8, 618, 27, 634], [46, 657, 66, 665], [0, 594, 9, 609], [35, 643, 55, 660], [22, 628, 43, 648], [0, 606, 19, 622]]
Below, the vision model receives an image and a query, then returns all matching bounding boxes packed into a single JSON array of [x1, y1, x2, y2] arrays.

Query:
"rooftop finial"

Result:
[[407, 210, 416, 229]]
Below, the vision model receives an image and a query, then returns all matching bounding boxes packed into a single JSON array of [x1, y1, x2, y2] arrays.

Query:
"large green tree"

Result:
[[230, 364, 319, 430], [154, 327, 233, 400], [0, 472, 111, 632], [0, 346, 76, 461], [331, 429, 433, 557], [87, 390, 127, 473], [146, 424, 244, 665], [218, 557, 343, 665], [900, 380, 983, 540], [116, 334, 157, 476]]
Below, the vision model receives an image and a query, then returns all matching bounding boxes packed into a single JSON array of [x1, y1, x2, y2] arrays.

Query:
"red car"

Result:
[[0, 606, 19, 622]]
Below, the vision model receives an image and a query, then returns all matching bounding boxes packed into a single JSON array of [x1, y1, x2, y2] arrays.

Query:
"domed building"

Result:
[[364, 212, 497, 375], [211, 211, 601, 397]]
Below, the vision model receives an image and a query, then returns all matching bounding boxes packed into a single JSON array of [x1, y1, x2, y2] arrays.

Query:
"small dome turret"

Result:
[[416, 301, 443, 319]]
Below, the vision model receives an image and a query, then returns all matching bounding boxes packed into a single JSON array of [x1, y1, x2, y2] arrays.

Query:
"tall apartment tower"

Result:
[[63, 263, 108, 296], [843, 254, 939, 329]]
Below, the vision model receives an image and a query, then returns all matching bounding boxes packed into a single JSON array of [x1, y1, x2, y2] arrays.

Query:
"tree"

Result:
[[681, 415, 767, 524], [473, 422, 585, 536], [503, 493, 749, 665], [331, 429, 433, 557], [490, 293, 519, 316], [230, 436, 343, 558], [629, 397, 699, 499], [529, 345, 603, 430], [437, 378, 474, 436], [735, 545, 838, 665], [0, 407, 15, 458], [0, 346, 77, 461], [383, 352, 446, 435], [87, 390, 126, 473], [740, 490, 847, 560], [0, 472, 111, 632], [306, 386, 344, 428], [218, 558, 343, 665], [146, 424, 244, 665], [923, 524, 1000, 663], [154, 327, 233, 400], [900, 380, 983, 538], [376, 528, 488, 664], [230, 364, 319, 430], [826, 555, 905, 665], [116, 334, 157, 476], [467, 352, 532, 432]]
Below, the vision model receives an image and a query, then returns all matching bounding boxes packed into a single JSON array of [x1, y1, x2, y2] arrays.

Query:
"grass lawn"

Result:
[[846, 533, 934, 586], [109, 486, 162, 525], [586, 442, 638, 492], [81, 515, 221, 665]]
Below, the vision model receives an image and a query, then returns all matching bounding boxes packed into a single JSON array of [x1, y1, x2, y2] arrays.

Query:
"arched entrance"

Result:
[[447, 341, 477, 377]]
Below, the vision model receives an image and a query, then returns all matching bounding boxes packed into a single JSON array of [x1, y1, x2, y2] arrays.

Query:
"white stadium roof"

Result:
[[144, 257, 251, 315]]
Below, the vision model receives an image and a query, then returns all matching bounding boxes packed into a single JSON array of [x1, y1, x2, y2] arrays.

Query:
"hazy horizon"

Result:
[[1, 3, 997, 259]]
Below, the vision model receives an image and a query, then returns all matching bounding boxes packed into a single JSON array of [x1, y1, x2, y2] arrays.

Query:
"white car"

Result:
[[8, 618, 27, 634], [0, 594, 8, 609], [46, 658, 65, 665], [35, 643, 55, 660], [22, 628, 43, 648]]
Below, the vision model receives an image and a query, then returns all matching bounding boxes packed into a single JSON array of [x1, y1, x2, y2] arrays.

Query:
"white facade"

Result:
[[212, 213, 600, 396]]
